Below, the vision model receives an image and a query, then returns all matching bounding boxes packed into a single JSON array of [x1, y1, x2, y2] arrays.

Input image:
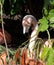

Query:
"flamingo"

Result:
[[22, 15, 38, 60]]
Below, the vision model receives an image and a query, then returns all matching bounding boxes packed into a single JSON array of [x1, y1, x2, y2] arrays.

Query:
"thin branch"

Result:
[[0, 1, 9, 62], [47, 30, 50, 41]]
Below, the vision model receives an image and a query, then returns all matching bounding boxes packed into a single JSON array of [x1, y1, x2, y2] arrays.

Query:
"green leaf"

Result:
[[39, 17, 48, 24], [1, 0, 4, 5], [13, 0, 16, 3], [50, 24, 54, 28], [43, 7, 48, 16], [10, 9, 15, 15], [40, 46, 49, 60], [50, 0, 54, 6], [38, 17, 48, 32], [48, 9, 54, 19], [0, 45, 15, 56], [38, 24, 48, 32], [50, 17, 54, 23], [46, 48, 54, 65]]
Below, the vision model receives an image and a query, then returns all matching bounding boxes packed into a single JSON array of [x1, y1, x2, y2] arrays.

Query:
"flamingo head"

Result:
[[22, 15, 38, 34]]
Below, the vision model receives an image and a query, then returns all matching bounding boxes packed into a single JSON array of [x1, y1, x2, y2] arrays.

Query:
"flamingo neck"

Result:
[[31, 24, 38, 38], [28, 24, 38, 59]]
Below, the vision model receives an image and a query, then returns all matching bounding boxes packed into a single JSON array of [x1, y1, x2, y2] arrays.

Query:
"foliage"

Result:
[[40, 46, 49, 61], [38, 0, 54, 65], [38, 17, 48, 32], [38, 0, 54, 38], [0, 45, 15, 56], [48, 9, 54, 19], [40, 46, 54, 65], [38, 9, 54, 32], [0, 0, 54, 65], [0, 0, 4, 5], [0, 0, 26, 15], [10, 0, 25, 15], [46, 48, 54, 65], [2, 0, 26, 15], [0, 45, 21, 65]]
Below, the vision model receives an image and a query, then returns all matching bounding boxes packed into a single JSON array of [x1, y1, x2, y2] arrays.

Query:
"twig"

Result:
[[47, 30, 50, 41], [0, 1, 10, 63]]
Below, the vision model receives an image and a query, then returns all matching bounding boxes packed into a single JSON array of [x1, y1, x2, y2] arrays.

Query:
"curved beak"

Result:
[[23, 26, 29, 34]]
